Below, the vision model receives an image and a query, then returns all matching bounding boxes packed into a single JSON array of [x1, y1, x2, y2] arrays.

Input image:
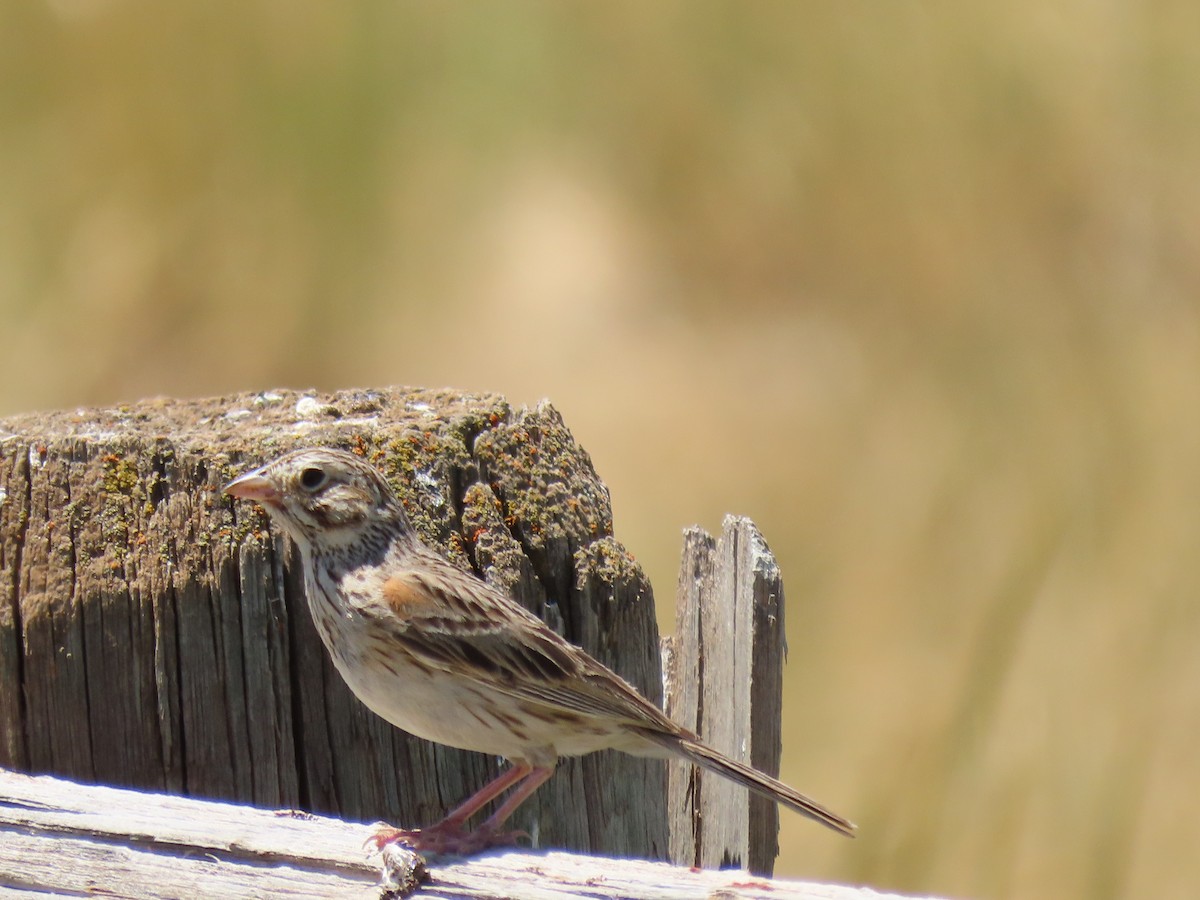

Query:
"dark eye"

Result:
[[299, 466, 326, 490]]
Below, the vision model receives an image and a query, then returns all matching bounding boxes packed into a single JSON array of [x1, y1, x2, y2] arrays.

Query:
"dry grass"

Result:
[[3, 4, 1198, 897]]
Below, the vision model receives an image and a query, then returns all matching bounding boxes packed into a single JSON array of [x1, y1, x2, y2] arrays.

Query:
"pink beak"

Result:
[[223, 471, 282, 506]]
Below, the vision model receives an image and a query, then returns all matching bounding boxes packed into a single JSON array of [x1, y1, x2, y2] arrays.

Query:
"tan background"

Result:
[[3, 4, 1197, 898]]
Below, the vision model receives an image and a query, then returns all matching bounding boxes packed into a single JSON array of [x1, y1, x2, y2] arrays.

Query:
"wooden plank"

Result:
[[739, 517, 788, 874], [665, 527, 714, 867], [0, 768, 933, 900], [666, 517, 787, 875], [0, 767, 380, 899]]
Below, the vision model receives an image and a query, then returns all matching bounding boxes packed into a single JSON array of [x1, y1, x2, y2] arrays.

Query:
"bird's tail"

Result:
[[645, 731, 856, 837]]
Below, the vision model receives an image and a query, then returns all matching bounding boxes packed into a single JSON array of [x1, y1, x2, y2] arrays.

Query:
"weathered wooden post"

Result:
[[0, 386, 800, 878]]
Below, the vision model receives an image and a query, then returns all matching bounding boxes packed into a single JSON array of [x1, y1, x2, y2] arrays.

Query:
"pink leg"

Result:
[[368, 762, 552, 855], [435, 762, 532, 830], [476, 766, 554, 834]]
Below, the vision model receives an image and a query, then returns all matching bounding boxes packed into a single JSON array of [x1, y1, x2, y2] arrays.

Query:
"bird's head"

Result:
[[224, 447, 410, 556]]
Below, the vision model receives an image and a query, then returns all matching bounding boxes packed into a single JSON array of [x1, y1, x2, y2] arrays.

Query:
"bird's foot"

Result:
[[366, 821, 528, 856]]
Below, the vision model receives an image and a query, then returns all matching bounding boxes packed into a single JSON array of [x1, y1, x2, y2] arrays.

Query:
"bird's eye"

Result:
[[299, 466, 326, 491]]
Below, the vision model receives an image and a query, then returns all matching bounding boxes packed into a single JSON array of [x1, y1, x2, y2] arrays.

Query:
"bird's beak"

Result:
[[223, 470, 282, 506]]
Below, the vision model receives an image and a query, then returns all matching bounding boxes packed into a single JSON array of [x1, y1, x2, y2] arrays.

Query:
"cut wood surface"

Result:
[[0, 768, 934, 900]]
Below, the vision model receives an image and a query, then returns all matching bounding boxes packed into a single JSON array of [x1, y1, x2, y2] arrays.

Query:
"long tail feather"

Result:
[[648, 732, 856, 837]]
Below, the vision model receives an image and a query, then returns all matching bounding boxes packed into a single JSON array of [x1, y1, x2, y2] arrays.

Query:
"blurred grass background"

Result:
[[3, 2, 1198, 897]]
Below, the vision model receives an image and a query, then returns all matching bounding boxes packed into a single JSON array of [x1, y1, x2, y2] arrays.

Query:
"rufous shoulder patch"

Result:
[[381, 573, 440, 623]]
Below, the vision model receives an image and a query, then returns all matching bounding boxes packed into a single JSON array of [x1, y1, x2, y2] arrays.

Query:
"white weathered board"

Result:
[[0, 768, 939, 900]]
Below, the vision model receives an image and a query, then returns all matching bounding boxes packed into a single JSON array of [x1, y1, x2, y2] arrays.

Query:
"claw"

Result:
[[366, 821, 530, 856], [365, 824, 419, 854]]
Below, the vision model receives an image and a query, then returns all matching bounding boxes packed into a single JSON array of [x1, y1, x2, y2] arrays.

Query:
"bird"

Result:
[[224, 447, 854, 853]]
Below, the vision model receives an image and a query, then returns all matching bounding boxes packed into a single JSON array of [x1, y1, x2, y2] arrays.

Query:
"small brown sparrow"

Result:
[[225, 448, 854, 853]]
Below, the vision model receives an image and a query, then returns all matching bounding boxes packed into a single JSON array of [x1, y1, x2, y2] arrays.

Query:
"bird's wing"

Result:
[[378, 561, 677, 733]]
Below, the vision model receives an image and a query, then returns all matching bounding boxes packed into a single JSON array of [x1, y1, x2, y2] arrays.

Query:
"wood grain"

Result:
[[0, 768, 924, 900]]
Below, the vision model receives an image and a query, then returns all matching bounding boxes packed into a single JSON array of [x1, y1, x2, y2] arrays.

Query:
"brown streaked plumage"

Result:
[[224, 447, 854, 853]]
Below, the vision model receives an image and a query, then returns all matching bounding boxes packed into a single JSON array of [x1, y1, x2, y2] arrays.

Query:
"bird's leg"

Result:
[[467, 765, 554, 845], [367, 762, 547, 855]]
